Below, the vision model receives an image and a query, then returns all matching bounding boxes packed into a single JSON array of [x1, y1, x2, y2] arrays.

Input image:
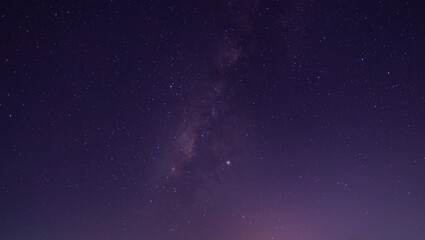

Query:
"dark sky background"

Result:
[[1, 0, 425, 239]]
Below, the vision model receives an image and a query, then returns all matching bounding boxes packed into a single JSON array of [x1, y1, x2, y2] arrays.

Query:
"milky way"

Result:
[[155, 0, 261, 204]]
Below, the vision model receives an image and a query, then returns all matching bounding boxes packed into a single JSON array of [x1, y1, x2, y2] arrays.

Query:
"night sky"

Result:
[[1, 0, 425, 239]]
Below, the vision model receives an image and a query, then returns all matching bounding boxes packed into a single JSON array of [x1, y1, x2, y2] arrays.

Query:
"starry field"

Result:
[[1, 0, 424, 239]]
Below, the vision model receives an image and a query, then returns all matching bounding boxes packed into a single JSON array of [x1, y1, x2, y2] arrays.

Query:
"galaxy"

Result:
[[1, 0, 425, 239]]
